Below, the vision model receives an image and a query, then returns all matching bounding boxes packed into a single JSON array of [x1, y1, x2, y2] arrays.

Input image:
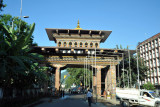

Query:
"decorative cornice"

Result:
[[45, 28, 112, 43]]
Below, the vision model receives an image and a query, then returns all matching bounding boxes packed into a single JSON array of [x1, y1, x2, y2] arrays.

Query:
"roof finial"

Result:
[[75, 19, 82, 29]]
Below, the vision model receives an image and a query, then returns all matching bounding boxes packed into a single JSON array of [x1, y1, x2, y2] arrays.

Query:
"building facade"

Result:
[[137, 33, 160, 85]]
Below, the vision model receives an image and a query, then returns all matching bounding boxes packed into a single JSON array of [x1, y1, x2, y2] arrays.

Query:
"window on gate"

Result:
[[69, 42, 72, 47], [90, 42, 93, 47], [80, 42, 83, 47], [95, 43, 98, 48], [85, 42, 88, 47], [58, 42, 61, 47], [74, 42, 77, 47], [64, 42, 67, 47]]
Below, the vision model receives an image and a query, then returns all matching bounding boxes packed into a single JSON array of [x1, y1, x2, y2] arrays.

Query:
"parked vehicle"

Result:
[[116, 87, 160, 107]]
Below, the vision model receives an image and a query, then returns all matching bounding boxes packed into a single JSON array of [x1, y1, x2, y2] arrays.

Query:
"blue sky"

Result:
[[2, 0, 160, 50]]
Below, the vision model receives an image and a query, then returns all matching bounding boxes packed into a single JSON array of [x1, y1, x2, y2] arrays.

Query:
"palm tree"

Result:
[[0, 21, 46, 90]]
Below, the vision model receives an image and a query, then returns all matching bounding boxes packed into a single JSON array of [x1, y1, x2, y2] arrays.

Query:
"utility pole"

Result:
[[88, 53, 90, 89], [84, 58, 86, 90], [122, 53, 125, 88], [126, 48, 129, 87], [118, 56, 120, 87], [110, 59, 112, 98], [92, 51, 94, 90], [128, 49, 132, 88], [86, 58, 87, 89], [19, 0, 22, 32], [95, 47, 97, 103], [18, 0, 29, 32], [136, 47, 140, 90], [86, 56, 88, 89]]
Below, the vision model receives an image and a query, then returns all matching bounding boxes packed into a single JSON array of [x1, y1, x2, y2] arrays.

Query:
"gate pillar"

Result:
[[52, 64, 66, 92], [95, 66, 105, 97], [107, 65, 116, 99], [93, 72, 96, 96]]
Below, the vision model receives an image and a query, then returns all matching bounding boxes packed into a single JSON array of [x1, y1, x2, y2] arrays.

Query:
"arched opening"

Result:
[[80, 42, 83, 47], [58, 42, 61, 47], [90, 42, 93, 47], [95, 43, 98, 48], [64, 42, 67, 47], [74, 42, 77, 47], [69, 42, 72, 47], [85, 42, 88, 47]]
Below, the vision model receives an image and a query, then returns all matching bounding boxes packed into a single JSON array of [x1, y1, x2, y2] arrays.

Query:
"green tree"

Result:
[[115, 44, 127, 50], [65, 68, 91, 89], [143, 82, 155, 90], [0, 0, 6, 11], [0, 14, 47, 90], [115, 45, 148, 87], [118, 56, 148, 87], [0, 14, 35, 45]]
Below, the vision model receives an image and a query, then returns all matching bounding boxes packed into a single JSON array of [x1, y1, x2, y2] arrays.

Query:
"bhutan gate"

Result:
[[32, 22, 127, 99]]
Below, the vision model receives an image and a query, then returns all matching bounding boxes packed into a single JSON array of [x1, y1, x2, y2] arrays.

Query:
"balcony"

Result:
[[156, 53, 159, 57], [153, 55, 155, 58]]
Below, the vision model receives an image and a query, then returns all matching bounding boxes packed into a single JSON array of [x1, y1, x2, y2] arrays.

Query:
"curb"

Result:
[[23, 98, 50, 107], [24, 101, 44, 107]]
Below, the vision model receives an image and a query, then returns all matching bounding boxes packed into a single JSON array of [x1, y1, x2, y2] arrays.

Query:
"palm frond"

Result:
[[23, 23, 35, 46], [0, 60, 6, 78], [8, 56, 26, 70]]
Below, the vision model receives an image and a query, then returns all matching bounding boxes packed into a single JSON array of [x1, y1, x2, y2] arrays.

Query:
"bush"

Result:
[[143, 82, 155, 90]]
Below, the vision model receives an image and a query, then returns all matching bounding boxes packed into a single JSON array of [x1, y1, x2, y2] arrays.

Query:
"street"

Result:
[[34, 94, 119, 107]]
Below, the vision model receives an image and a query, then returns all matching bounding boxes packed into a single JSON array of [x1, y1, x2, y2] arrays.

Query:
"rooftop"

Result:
[[45, 28, 112, 43]]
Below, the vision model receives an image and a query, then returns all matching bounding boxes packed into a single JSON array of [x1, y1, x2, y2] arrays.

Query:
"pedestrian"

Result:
[[103, 90, 106, 98], [107, 90, 111, 99], [62, 90, 65, 97], [86, 89, 92, 107], [61, 90, 62, 97], [69, 89, 71, 94]]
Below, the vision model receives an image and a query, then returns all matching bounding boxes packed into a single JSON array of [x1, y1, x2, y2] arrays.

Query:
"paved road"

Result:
[[35, 94, 119, 107]]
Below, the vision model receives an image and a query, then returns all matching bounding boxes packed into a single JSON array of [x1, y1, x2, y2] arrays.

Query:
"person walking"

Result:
[[62, 90, 65, 97], [86, 89, 92, 107]]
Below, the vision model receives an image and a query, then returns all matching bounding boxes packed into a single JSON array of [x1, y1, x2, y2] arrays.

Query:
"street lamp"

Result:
[[121, 68, 129, 87], [19, 0, 29, 32], [23, 16, 29, 18]]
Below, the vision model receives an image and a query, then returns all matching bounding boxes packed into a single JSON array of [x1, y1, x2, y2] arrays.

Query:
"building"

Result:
[[137, 33, 160, 85]]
